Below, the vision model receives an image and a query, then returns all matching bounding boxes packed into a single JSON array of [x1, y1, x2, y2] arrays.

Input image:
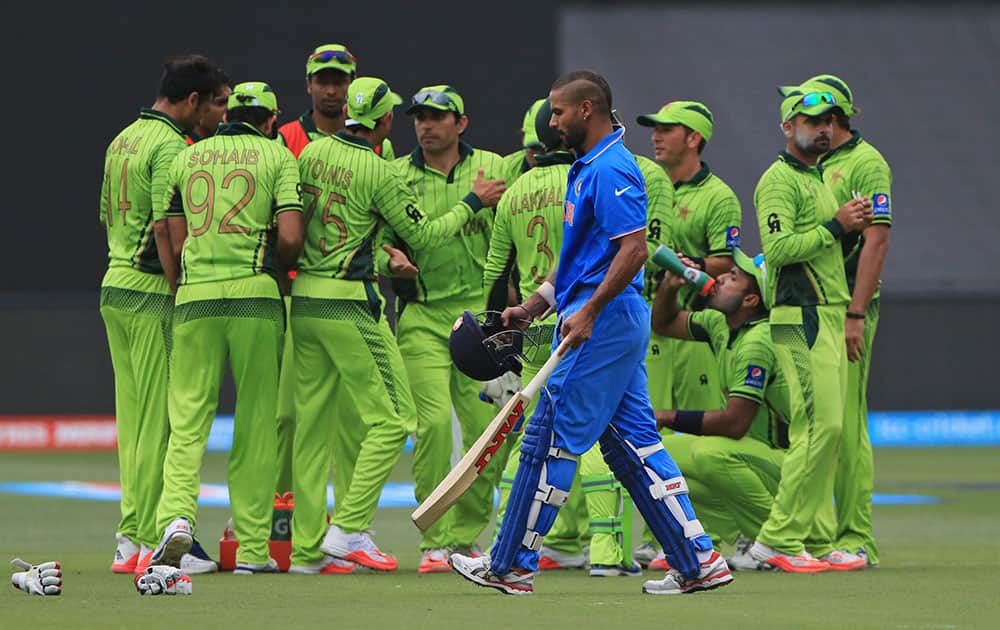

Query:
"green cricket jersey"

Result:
[[754, 153, 851, 308], [818, 131, 893, 297], [377, 142, 506, 304], [501, 149, 531, 185], [277, 110, 394, 159], [297, 131, 479, 281], [101, 109, 190, 275], [483, 151, 574, 304], [163, 122, 302, 285], [635, 154, 675, 303], [687, 309, 790, 449], [671, 162, 741, 307]]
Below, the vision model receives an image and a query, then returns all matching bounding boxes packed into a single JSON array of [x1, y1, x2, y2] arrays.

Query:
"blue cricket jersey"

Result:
[[555, 128, 648, 314]]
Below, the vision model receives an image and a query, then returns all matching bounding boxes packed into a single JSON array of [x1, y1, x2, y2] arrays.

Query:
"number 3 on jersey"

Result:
[[527, 215, 554, 284], [185, 169, 255, 236], [301, 183, 347, 256]]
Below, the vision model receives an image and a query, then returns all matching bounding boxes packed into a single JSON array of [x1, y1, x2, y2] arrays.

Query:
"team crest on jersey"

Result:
[[725, 226, 741, 248], [563, 201, 575, 226], [873, 193, 890, 216], [574, 179, 582, 196], [744, 365, 766, 389]]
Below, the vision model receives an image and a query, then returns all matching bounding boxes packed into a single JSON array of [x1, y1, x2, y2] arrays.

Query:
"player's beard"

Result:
[[794, 130, 830, 156], [561, 121, 587, 155], [707, 291, 743, 315], [317, 99, 345, 119]]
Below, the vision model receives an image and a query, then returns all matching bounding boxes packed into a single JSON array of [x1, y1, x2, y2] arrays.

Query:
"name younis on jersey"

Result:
[[299, 157, 353, 189], [186, 149, 261, 167], [509, 186, 560, 215]]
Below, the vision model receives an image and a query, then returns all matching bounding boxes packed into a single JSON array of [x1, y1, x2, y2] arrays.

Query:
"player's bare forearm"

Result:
[[276, 210, 304, 272], [848, 224, 890, 313], [656, 396, 758, 439], [153, 219, 179, 293], [581, 230, 647, 318], [704, 255, 734, 278]]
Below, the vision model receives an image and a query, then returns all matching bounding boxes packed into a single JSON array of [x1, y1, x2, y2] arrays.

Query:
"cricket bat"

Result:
[[411, 338, 571, 531]]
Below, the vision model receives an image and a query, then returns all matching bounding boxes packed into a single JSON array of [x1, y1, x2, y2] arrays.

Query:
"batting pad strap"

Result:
[[633, 441, 665, 461], [522, 530, 544, 551], [548, 447, 578, 462], [649, 476, 690, 500], [534, 482, 570, 508]]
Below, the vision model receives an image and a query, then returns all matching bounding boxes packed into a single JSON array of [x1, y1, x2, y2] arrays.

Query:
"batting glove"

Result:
[[135, 565, 193, 596], [480, 371, 522, 408], [10, 558, 62, 596]]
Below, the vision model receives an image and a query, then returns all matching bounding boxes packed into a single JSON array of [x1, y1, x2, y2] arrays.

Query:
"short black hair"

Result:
[[680, 125, 708, 154], [833, 109, 851, 131], [227, 106, 274, 128], [550, 70, 613, 118], [158, 54, 229, 104]]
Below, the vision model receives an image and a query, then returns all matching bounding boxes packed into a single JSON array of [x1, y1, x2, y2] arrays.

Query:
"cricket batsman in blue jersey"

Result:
[[450, 70, 732, 596]]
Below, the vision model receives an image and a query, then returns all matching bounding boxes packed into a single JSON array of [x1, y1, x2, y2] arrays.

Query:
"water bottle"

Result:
[[650, 245, 715, 296]]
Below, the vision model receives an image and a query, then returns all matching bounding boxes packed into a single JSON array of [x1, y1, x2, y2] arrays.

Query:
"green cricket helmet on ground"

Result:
[[305, 43, 357, 77], [732, 248, 767, 309], [780, 90, 839, 122], [345, 77, 402, 129], [521, 98, 547, 149], [778, 73, 857, 117], [533, 99, 562, 152], [636, 100, 714, 142], [405, 85, 465, 115], [228, 82, 279, 113]]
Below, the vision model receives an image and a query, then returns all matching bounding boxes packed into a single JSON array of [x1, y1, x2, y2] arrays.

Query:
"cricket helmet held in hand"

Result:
[[449, 311, 537, 381]]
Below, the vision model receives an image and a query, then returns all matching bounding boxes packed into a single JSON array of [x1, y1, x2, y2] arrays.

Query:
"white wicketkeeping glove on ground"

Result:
[[480, 371, 522, 408], [135, 565, 193, 596], [10, 558, 62, 596]]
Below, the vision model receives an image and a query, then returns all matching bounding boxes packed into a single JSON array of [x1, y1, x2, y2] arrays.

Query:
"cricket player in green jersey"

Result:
[[500, 98, 547, 184], [100, 55, 227, 575], [781, 75, 891, 567], [273, 43, 395, 496], [651, 250, 792, 571], [289, 78, 506, 574], [748, 90, 873, 572], [375, 85, 508, 572], [190, 83, 232, 141], [150, 82, 304, 574], [637, 101, 739, 413]]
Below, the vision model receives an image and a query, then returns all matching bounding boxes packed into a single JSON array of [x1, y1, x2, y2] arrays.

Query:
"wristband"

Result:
[[686, 256, 706, 271], [673, 410, 705, 435], [537, 281, 556, 309], [846, 311, 866, 320]]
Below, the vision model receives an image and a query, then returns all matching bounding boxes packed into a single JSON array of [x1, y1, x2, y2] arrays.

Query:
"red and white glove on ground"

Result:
[[135, 565, 193, 595], [10, 558, 62, 596]]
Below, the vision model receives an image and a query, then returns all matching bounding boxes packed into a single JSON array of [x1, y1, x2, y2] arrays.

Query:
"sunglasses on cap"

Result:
[[309, 49, 356, 66], [799, 91, 836, 108], [411, 89, 458, 110]]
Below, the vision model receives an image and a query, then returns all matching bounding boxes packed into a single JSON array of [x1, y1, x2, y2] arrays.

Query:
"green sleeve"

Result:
[[482, 196, 515, 307], [151, 141, 184, 221], [686, 309, 729, 355], [645, 167, 674, 264], [99, 156, 110, 226], [372, 165, 475, 252], [273, 148, 303, 214], [163, 153, 186, 217], [855, 153, 892, 227], [728, 332, 776, 405], [754, 170, 841, 269], [705, 189, 741, 256], [380, 138, 396, 161]]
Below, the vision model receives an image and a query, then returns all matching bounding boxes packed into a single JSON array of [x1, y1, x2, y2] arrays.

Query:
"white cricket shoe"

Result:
[[725, 536, 771, 571], [233, 558, 280, 575], [633, 542, 658, 568], [418, 548, 452, 574], [289, 556, 357, 575], [819, 549, 866, 571], [111, 533, 140, 573], [856, 547, 879, 569], [150, 518, 193, 568], [320, 524, 398, 571], [538, 545, 587, 570], [450, 553, 534, 596], [642, 551, 733, 595]]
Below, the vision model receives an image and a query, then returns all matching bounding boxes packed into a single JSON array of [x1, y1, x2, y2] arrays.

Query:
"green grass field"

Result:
[[2, 448, 998, 629]]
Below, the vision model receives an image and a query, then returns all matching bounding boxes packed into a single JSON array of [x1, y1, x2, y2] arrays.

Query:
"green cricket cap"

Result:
[[306, 44, 357, 78], [778, 74, 856, 117], [345, 77, 402, 129], [733, 248, 767, 307], [405, 84, 465, 116], [780, 90, 839, 122], [521, 98, 547, 149], [533, 98, 563, 151], [228, 82, 279, 113], [636, 101, 714, 142]]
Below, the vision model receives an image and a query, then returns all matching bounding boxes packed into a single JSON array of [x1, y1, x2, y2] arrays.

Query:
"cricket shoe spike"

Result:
[[590, 561, 642, 577], [288, 556, 357, 575], [181, 539, 219, 574], [234, 558, 280, 575], [820, 550, 867, 571], [150, 518, 192, 568], [749, 541, 829, 573], [642, 551, 733, 595], [418, 549, 451, 574], [320, 524, 398, 571], [450, 553, 534, 596], [633, 542, 658, 568], [537, 546, 587, 570], [133, 545, 154, 575], [111, 533, 140, 573]]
